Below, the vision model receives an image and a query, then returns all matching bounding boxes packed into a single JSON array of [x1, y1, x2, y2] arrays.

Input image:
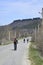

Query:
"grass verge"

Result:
[[1, 41, 13, 46], [29, 42, 43, 65]]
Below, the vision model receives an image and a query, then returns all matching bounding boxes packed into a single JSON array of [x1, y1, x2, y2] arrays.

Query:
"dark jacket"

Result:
[[14, 38, 18, 44]]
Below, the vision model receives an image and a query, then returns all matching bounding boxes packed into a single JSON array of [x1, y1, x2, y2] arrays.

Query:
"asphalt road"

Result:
[[0, 37, 31, 65]]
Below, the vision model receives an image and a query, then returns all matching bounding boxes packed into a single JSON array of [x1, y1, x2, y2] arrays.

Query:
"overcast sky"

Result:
[[0, 0, 43, 25]]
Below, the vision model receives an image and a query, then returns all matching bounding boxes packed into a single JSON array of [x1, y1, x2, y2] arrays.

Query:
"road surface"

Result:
[[0, 37, 31, 65]]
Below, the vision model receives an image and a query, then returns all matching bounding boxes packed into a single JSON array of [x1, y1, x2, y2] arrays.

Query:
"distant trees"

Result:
[[32, 21, 43, 56], [0, 17, 42, 45]]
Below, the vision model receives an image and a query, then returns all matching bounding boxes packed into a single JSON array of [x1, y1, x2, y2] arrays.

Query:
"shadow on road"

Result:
[[11, 49, 17, 51]]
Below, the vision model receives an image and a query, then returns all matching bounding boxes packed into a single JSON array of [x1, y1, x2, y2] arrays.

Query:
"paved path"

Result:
[[0, 37, 31, 65]]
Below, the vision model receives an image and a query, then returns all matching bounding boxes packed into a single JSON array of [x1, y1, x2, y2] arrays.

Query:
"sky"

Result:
[[0, 0, 43, 26]]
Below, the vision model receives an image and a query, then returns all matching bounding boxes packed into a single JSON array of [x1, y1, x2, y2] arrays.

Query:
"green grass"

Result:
[[29, 42, 43, 65], [2, 41, 13, 45]]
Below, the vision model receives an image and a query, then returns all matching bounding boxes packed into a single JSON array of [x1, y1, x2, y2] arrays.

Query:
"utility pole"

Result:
[[41, 8, 43, 34], [39, 8, 43, 26], [40, 8, 43, 32], [38, 8, 43, 34]]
